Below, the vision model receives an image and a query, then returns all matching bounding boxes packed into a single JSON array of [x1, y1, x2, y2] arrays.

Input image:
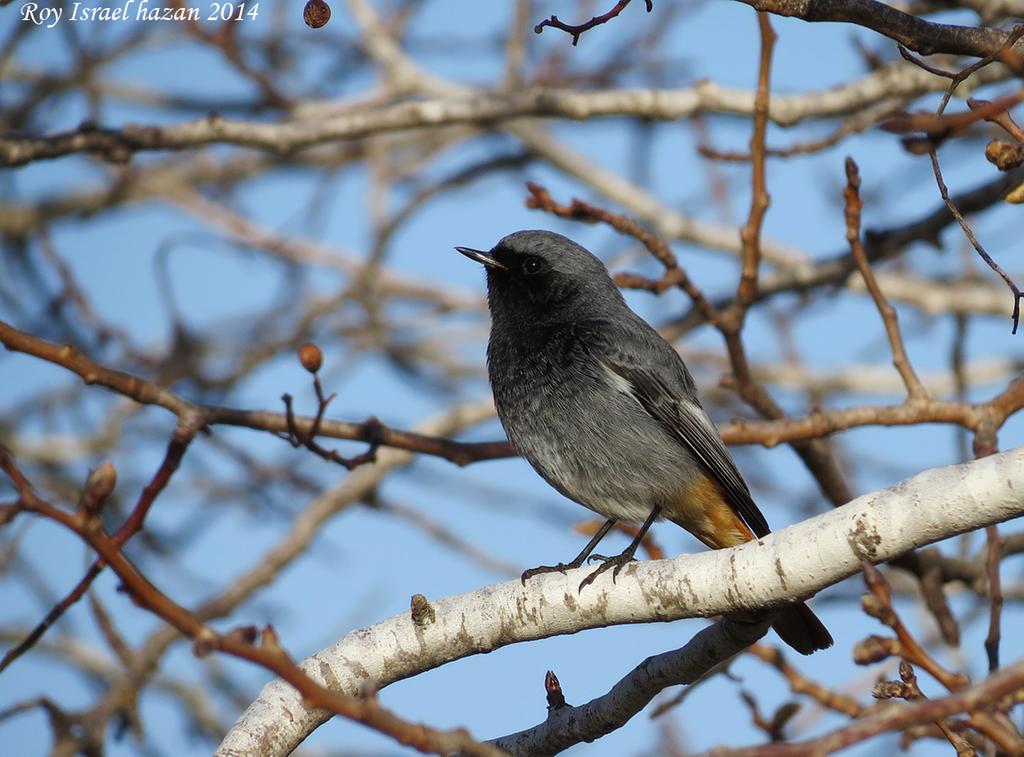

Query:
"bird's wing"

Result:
[[582, 317, 772, 538]]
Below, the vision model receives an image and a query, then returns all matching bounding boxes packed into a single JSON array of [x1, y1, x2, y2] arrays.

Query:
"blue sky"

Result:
[[2, 1, 1023, 755]]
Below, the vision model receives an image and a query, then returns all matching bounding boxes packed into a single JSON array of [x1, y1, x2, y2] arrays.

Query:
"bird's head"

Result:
[[456, 230, 623, 324]]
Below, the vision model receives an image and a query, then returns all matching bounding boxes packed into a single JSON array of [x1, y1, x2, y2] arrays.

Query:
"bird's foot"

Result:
[[520, 560, 584, 585], [578, 552, 637, 591]]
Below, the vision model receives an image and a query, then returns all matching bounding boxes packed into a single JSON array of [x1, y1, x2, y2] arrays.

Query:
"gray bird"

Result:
[[456, 229, 832, 655]]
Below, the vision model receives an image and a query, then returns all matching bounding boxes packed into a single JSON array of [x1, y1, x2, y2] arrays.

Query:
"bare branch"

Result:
[[740, 0, 1024, 58], [492, 617, 771, 754], [843, 157, 927, 400], [1, 64, 1010, 167], [220, 448, 1024, 755], [534, 0, 654, 46], [0, 320, 513, 465], [712, 660, 1024, 756]]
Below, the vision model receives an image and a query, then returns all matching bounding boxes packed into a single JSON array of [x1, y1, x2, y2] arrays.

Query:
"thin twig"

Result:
[[0, 320, 514, 466], [747, 643, 866, 717], [522, 182, 724, 327], [736, 11, 776, 310], [873, 661, 978, 755], [698, 659, 1024, 756], [534, 0, 654, 46], [843, 157, 927, 400], [927, 152, 1023, 333], [984, 525, 1003, 673], [892, 23, 1024, 333], [859, 561, 968, 689], [858, 561, 1023, 752], [0, 419, 200, 674], [281, 372, 383, 471]]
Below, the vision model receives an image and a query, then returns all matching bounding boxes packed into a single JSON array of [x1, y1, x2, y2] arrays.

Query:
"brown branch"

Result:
[[723, 370, 1024, 447], [740, 0, 1024, 59], [898, 24, 1024, 110], [984, 525, 1004, 673], [698, 99, 904, 162], [914, 547, 961, 645], [857, 561, 1023, 752], [0, 563, 103, 676], [541, 14, 851, 512], [716, 13, 854, 508], [671, 166, 1024, 334], [0, 320, 513, 466], [938, 26, 1024, 111], [927, 151, 1023, 333], [859, 561, 969, 691], [970, 97, 1024, 144], [897, 43, 959, 78], [739, 690, 797, 742], [708, 653, 1024, 757], [873, 661, 978, 755], [890, 26, 1024, 332], [280, 353, 384, 471], [523, 182, 724, 328], [534, 0, 654, 46], [894, 532, 1024, 597], [13, 307, 1020, 480], [0, 419, 200, 674], [736, 11, 776, 310], [0, 451, 505, 757], [747, 643, 866, 717], [879, 91, 1024, 147], [843, 157, 927, 400]]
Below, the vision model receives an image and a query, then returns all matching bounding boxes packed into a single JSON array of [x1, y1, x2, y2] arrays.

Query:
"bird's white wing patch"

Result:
[[599, 360, 646, 408]]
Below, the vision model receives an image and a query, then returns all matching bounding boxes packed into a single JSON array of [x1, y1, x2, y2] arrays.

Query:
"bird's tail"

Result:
[[669, 491, 834, 655], [771, 601, 833, 655]]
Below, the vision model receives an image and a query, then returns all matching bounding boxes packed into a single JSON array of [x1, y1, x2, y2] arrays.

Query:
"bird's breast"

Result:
[[486, 327, 699, 521]]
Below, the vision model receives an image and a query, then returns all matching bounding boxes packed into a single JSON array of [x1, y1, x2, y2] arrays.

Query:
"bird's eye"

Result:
[[522, 257, 544, 275]]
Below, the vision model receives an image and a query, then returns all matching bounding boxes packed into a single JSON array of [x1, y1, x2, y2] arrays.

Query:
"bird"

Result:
[[455, 229, 832, 655]]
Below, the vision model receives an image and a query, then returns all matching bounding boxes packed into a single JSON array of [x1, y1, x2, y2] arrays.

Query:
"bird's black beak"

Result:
[[455, 246, 507, 270]]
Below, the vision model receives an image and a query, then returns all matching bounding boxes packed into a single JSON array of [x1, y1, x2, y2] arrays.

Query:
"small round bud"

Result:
[[192, 627, 218, 657], [88, 461, 117, 494], [303, 0, 330, 28], [225, 625, 259, 645], [298, 342, 323, 373], [853, 634, 898, 665], [872, 680, 910, 699], [81, 461, 117, 517], [860, 593, 896, 626], [985, 139, 1024, 171], [260, 625, 282, 652], [410, 594, 435, 626]]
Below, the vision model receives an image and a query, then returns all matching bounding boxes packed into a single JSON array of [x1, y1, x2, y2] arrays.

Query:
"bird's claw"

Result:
[[578, 553, 637, 591], [520, 562, 577, 585]]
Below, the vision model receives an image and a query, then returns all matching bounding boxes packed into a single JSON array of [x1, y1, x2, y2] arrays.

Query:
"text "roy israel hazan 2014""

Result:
[[20, 1, 234, 27]]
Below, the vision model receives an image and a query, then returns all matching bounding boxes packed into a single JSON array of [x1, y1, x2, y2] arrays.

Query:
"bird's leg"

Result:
[[579, 506, 661, 591], [520, 518, 616, 584]]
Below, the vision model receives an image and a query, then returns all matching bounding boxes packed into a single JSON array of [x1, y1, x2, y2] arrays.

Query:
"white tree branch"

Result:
[[1, 63, 1010, 168], [217, 447, 1024, 756]]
